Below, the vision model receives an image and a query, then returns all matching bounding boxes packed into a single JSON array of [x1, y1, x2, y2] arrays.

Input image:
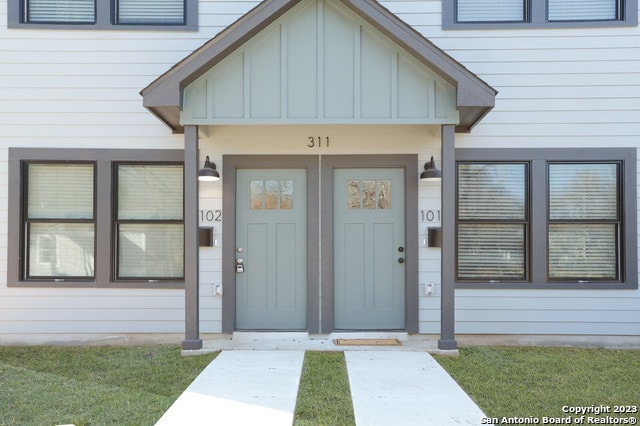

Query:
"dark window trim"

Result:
[[8, 148, 185, 289], [443, 0, 638, 30], [7, 0, 197, 30], [454, 148, 637, 290]]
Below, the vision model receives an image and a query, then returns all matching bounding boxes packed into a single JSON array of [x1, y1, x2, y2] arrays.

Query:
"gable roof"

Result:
[[141, 0, 496, 133]]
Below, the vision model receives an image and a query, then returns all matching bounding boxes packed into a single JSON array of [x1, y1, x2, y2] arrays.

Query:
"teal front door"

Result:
[[333, 168, 406, 329], [235, 169, 307, 329]]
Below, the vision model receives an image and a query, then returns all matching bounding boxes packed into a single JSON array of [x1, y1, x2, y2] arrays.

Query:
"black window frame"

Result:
[[456, 161, 531, 283], [546, 160, 623, 282], [443, 0, 638, 29], [113, 161, 185, 281], [8, 148, 185, 289], [22, 161, 98, 281], [454, 148, 637, 290], [8, 0, 197, 30]]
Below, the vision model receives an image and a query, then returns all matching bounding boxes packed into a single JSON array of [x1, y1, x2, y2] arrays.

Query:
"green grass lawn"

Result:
[[0, 345, 217, 426], [294, 352, 355, 426], [0, 345, 638, 425], [433, 346, 640, 421]]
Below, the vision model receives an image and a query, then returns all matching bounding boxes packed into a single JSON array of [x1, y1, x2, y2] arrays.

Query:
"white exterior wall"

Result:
[[0, 0, 638, 342], [385, 0, 640, 335]]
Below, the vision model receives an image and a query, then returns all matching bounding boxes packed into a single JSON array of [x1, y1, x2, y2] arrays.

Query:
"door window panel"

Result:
[[250, 180, 294, 210], [347, 180, 392, 210]]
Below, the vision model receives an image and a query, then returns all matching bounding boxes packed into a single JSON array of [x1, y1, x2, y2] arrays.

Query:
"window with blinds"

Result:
[[25, 163, 95, 278], [447, 0, 631, 27], [115, 0, 185, 24], [21, 0, 189, 26], [548, 0, 618, 21], [457, 163, 528, 281], [25, 0, 95, 23], [116, 164, 184, 280], [548, 163, 620, 280], [456, 0, 526, 23]]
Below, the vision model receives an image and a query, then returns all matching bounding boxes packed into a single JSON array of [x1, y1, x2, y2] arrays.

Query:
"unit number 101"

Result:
[[419, 209, 441, 222]]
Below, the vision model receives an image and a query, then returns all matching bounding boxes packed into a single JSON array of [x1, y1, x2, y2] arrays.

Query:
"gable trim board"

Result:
[[140, 0, 496, 133]]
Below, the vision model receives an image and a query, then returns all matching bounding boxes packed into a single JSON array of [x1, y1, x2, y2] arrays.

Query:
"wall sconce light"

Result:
[[198, 156, 220, 181], [420, 156, 442, 181]]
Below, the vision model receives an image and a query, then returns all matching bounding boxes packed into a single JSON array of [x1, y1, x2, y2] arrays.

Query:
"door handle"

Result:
[[236, 258, 245, 273]]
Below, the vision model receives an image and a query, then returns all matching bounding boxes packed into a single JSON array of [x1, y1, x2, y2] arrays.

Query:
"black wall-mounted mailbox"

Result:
[[428, 227, 442, 248], [199, 227, 213, 247]]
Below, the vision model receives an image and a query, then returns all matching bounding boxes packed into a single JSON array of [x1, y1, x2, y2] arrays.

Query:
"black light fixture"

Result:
[[198, 156, 220, 181], [420, 156, 442, 181]]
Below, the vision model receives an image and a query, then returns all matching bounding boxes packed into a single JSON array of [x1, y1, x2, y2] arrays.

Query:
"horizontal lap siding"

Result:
[[0, 0, 255, 340], [0, 0, 638, 339], [382, 0, 640, 335]]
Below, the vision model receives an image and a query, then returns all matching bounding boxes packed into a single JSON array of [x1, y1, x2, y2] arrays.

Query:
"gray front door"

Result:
[[333, 168, 406, 329], [235, 169, 307, 329]]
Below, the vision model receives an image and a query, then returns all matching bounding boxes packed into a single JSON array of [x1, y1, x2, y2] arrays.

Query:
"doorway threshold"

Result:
[[187, 332, 454, 355]]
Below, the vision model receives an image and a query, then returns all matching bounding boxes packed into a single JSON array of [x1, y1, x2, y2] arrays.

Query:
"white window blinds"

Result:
[[28, 164, 94, 219], [26, 0, 95, 23], [548, 0, 618, 21], [116, 0, 184, 24], [548, 163, 619, 280], [456, 0, 525, 22], [26, 163, 95, 278], [116, 164, 184, 279], [457, 163, 527, 280], [117, 164, 183, 220]]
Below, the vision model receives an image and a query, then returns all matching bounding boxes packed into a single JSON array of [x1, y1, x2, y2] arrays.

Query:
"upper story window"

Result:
[[9, 0, 196, 30], [444, 0, 638, 29]]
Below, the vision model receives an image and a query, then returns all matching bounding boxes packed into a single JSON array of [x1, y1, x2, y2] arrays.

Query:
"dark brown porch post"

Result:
[[182, 125, 202, 350], [438, 124, 458, 350]]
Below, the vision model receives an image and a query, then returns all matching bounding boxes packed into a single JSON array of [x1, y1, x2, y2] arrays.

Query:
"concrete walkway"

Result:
[[156, 346, 490, 425], [346, 351, 489, 425], [155, 350, 305, 425]]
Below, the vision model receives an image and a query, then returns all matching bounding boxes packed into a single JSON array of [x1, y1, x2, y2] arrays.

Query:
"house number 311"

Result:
[[307, 136, 330, 148]]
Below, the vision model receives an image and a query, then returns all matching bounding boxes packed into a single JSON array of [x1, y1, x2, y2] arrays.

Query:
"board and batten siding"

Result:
[[0, 0, 638, 341]]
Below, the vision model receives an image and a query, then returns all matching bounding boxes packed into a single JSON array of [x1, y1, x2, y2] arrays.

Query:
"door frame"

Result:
[[222, 155, 319, 333], [320, 155, 419, 333]]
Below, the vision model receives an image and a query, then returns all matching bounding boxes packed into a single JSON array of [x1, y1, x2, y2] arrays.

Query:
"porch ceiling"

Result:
[[140, 0, 497, 134]]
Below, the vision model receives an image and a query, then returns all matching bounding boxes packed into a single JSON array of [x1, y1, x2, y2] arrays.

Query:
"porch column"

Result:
[[182, 125, 202, 350], [438, 124, 458, 350]]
